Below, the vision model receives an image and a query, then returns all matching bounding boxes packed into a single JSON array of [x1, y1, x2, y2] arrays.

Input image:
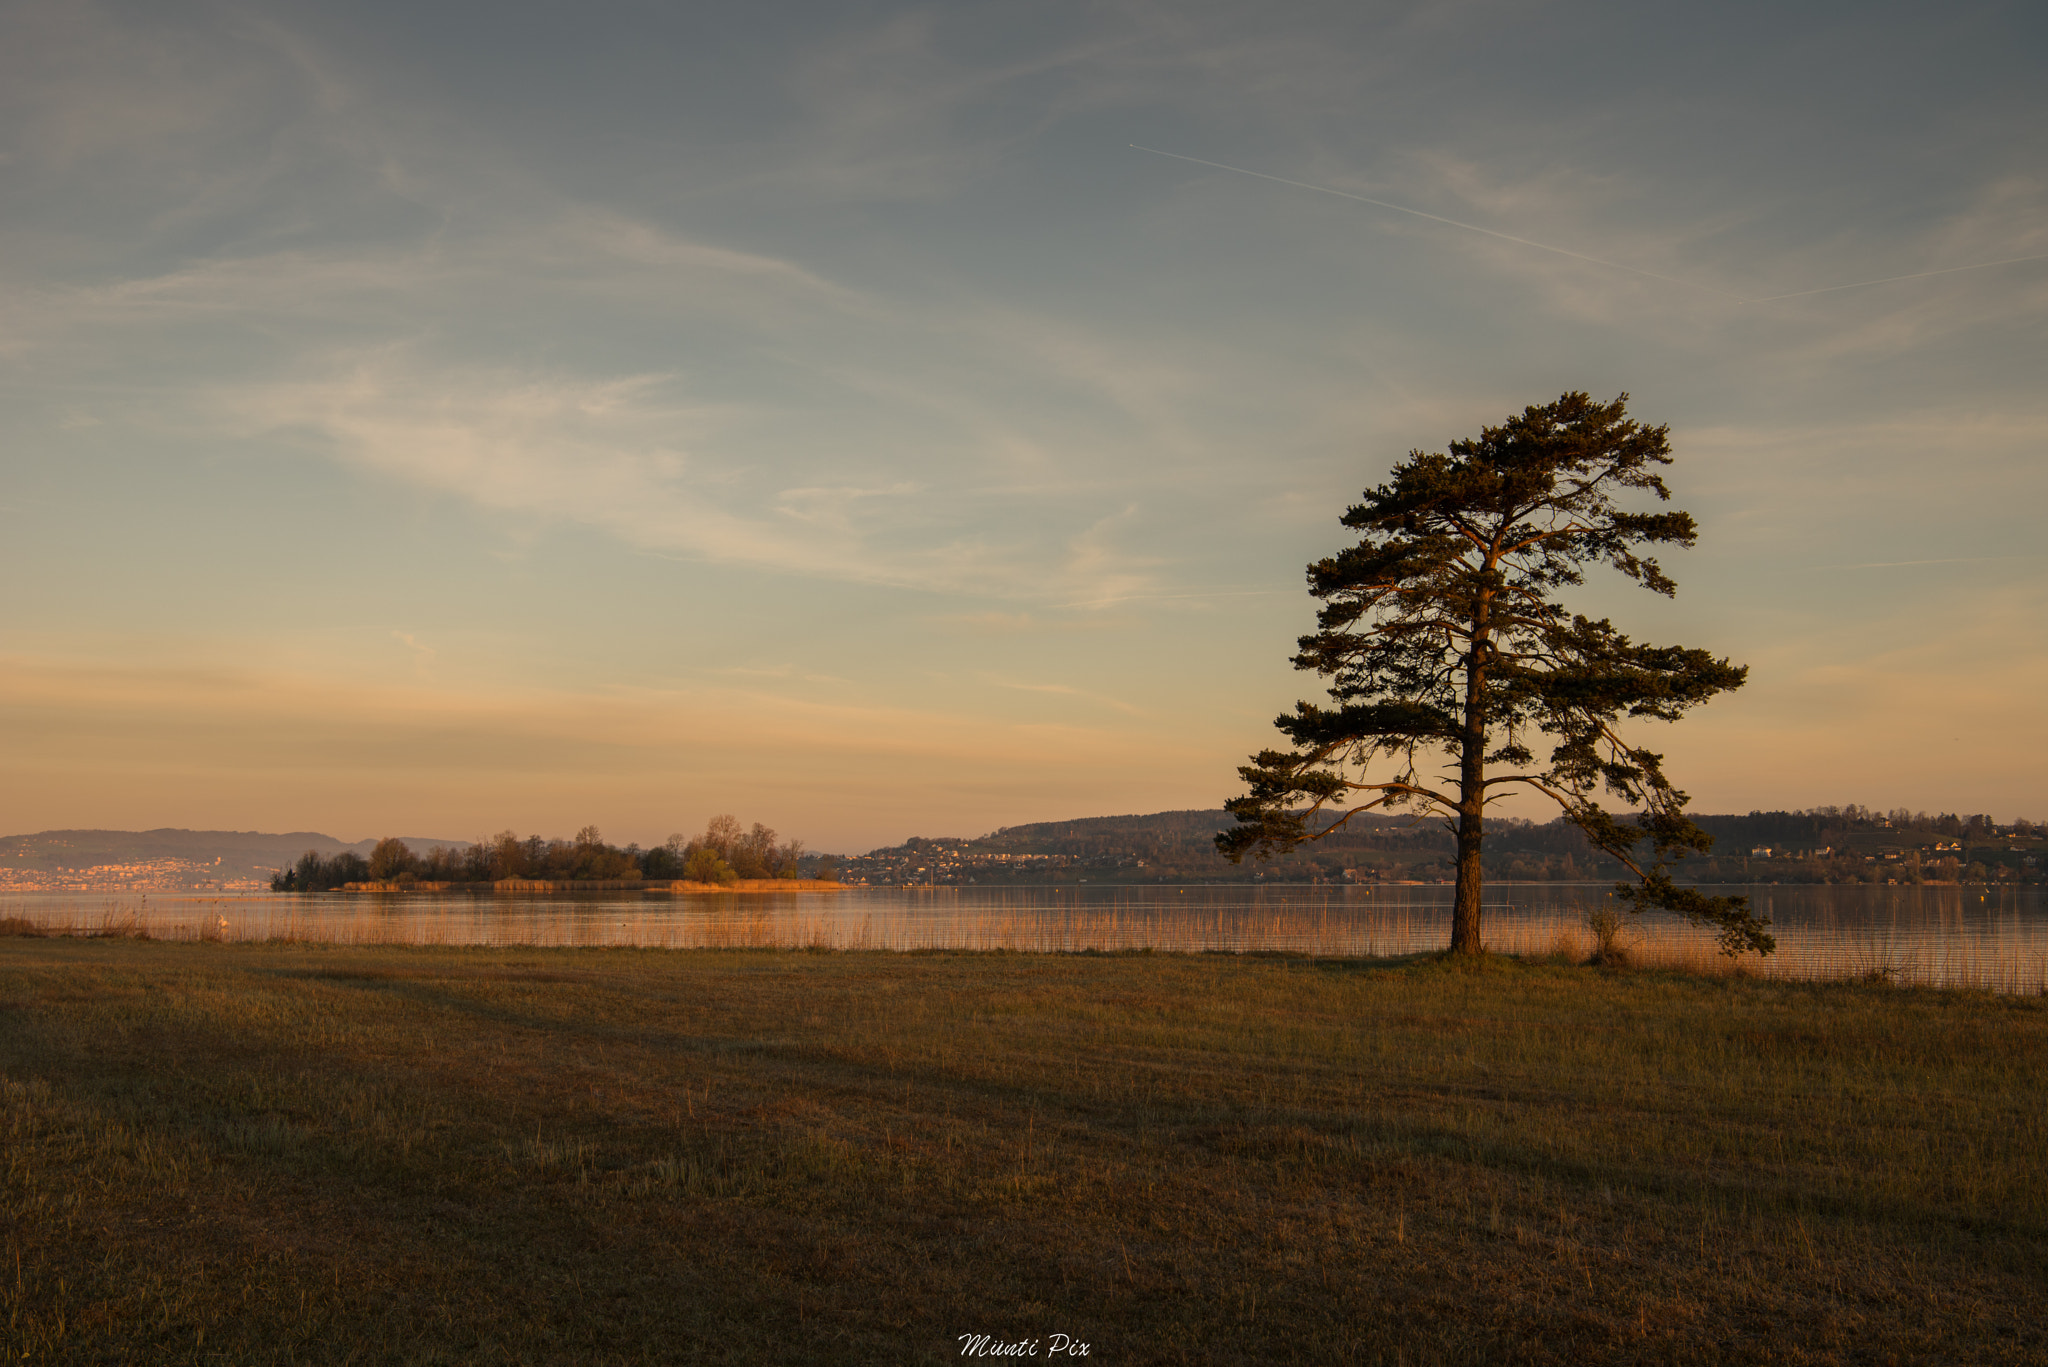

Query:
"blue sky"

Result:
[[3, 0, 2043, 849]]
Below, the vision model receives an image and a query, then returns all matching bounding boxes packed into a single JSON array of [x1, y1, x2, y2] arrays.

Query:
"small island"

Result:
[[272, 816, 843, 893]]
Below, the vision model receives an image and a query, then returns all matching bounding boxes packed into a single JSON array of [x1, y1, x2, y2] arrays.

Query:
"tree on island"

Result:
[[682, 846, 739, 885], [1218, 391, 1773, 957], [685, 814, 805, 880], [368, 838, 414, 882], [268, 815, 825, 890]]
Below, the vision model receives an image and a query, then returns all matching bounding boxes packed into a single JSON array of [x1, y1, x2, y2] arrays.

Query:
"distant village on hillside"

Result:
[[0, 805, 2041, 893], [0, 829, 394, 894], [844, 807, 2043, 887]]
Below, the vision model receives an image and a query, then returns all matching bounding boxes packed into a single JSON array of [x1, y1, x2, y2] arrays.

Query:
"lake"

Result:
[[8, 882, 2045, 991]]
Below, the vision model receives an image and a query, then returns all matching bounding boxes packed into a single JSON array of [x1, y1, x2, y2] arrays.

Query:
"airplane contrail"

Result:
[[1747, 254, 2048, 302], [1132, 144, 2048, 305], [1050, 587, 1289, 609], [1129, 143, 1731, 296], [1818, 555, 2037, 570]]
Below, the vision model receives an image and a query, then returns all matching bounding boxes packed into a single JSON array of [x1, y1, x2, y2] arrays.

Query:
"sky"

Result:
[[3, 0, 2044, 852]]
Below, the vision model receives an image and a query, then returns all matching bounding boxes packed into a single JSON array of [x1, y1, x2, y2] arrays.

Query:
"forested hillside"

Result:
[[848, 806, 2045, 886]]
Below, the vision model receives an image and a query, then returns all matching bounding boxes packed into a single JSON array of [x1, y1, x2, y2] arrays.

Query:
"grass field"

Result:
[[2, 937, 2042, 1365]]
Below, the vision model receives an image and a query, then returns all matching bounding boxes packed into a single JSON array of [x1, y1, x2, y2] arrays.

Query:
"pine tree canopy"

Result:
[[1218, 391, 1773, 957]]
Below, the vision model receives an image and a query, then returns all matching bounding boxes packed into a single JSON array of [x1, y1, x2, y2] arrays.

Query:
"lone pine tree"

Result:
[[1218, 391, 1772, 957]]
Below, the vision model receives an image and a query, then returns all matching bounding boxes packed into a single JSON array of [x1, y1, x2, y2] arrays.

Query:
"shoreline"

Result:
[[331, 877, 852, 894]]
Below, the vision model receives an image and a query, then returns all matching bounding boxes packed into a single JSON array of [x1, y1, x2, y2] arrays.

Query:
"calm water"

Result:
[[7, 884, 2045, 992]]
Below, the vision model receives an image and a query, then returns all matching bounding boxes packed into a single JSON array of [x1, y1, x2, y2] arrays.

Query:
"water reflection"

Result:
[[7, 884, 2044, 992]]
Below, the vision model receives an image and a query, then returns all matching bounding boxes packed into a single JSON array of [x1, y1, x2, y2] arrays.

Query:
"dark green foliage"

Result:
[[1220, 392, 1771, 955]]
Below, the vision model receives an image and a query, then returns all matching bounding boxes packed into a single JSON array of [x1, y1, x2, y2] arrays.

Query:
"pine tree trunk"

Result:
[[1450, 789, 1485, 954], [1450, 604, 1490, 955]]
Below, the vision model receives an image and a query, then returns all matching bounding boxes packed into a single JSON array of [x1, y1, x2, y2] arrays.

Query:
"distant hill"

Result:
[[976, 807, 1437, 858], [852, 808, 1452, 885], [855, 806, 2040, 886], [0, 829, 467, 891]]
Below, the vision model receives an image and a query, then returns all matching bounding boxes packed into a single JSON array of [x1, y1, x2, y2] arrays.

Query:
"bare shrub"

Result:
[[1582, 905, 1633, 967]]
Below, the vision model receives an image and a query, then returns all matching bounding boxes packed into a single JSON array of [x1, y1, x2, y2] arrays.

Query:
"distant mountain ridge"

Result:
[[0, 829, 466, 874], [980, 808, 1413, 846], [857, 804, 2040, 885]]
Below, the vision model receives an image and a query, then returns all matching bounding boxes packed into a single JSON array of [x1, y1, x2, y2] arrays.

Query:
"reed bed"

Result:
[[5, 889, 2045, 993]]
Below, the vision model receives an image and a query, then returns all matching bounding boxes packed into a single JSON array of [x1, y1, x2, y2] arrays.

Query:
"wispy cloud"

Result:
[[1813, 555, 2042, 571], [7, 0, 2048, 833], [203, 345, 1171, 604], [1129, 144, 1738, 298], [986, 673, 1145, 716]]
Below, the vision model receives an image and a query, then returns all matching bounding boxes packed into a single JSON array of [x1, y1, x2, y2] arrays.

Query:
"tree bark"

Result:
[[1450, 770, 1486, 954], [1450, 619, 1489, 955]]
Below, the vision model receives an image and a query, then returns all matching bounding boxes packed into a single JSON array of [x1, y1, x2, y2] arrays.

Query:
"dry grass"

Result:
[[2, 938, 2044, 1365], [9, 895, 2043, 996]]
